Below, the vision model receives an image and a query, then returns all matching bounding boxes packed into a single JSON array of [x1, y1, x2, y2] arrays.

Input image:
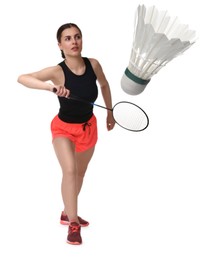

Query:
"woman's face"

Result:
[[58, 27, 82, 58]]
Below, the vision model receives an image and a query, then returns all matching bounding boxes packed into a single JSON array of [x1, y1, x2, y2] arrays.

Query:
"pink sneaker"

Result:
[[60, 211, 89, 227], [67, 222, 82, 245]]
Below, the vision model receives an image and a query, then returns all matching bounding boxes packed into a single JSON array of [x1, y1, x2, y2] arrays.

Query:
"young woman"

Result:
[[17, 23, 115, 245]]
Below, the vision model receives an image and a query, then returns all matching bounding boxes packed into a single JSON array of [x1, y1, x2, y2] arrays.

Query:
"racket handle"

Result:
[[52, 87, 70, 100]]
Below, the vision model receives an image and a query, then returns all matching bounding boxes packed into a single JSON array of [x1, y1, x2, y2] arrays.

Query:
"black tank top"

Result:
[[57, 57, 98, 123]]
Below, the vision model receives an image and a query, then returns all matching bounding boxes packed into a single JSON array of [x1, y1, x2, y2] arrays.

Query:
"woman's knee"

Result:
[[62, 167, 76, 178]]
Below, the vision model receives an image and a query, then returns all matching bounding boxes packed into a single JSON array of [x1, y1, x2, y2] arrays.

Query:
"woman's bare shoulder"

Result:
[[88, 58, 102, 73], [27, 64, 63, 83]]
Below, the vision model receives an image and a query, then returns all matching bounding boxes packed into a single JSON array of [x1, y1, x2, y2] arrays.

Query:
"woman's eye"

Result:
[[75, 35, 82, 40], [64, 35, 81, 41]]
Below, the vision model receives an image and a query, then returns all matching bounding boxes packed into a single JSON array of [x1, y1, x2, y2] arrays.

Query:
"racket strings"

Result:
[[112, 102, 149, 131]]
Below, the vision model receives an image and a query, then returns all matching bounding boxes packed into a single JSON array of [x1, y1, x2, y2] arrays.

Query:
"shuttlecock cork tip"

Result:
[[121, 68, 150, 95]]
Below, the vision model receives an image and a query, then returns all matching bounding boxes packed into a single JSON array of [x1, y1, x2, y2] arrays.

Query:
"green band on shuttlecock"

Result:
[[125, 68, 150, 85]]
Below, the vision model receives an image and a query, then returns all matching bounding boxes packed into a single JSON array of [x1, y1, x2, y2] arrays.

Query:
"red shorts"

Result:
[[51, 114, 98, 152]]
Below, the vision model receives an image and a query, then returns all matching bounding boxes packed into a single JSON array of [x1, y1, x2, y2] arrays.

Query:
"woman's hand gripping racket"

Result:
[[53, 88, 149, 132]]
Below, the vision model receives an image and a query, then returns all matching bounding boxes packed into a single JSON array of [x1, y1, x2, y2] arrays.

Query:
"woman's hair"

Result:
[[56, 23, 82, 59]]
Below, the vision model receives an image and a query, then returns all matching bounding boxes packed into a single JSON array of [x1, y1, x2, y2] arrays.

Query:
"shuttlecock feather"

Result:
[[121, 5, 196, 95]]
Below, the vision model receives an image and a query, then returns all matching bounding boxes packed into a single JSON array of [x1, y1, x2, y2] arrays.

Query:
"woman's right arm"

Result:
[[17, 66, 69, 97], [17, 66, 58, 92]]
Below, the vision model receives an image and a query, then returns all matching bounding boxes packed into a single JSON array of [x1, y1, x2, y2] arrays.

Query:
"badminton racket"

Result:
[[53, 88, 149, 132]]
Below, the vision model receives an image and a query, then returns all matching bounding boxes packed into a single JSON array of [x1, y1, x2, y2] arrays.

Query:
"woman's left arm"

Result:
[[90, 58, 115, 131]]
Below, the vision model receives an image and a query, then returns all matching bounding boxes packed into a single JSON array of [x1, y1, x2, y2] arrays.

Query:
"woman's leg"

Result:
[[62, 146, 95, 216], [52, 137, 78, 222], [60, 147, 95, 221], [75, 146, 95, 195]]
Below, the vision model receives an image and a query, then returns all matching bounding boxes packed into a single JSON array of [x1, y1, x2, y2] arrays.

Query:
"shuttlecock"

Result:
[[121, 4, 196, 95]]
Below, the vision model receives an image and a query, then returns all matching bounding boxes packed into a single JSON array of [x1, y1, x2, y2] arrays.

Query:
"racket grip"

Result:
[[53, 87, 57, 93]]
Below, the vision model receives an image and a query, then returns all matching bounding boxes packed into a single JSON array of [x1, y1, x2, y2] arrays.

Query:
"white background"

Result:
[[0, 0, 206, 259]]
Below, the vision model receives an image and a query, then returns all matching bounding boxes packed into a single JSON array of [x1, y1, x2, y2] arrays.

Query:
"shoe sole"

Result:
[[60, 220, 70, 225], [60, 220, 89, 227], [67, 240, 82, 245]]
